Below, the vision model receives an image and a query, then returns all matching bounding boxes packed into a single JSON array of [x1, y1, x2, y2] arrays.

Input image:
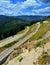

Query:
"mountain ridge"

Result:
[[0, 15, 49, 40], [0, 15, 48, 21]]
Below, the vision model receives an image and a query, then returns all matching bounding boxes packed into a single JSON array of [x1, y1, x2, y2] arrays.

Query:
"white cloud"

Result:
[[0, 0, 41, 16], [0, 0, 50, 16], [32, 7, 50, 16], [0, 0, 22, 16], [21, 0, 40, 8]]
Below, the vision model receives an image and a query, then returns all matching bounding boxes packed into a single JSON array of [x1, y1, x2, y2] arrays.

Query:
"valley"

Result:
[[0, 16, 50, 65]]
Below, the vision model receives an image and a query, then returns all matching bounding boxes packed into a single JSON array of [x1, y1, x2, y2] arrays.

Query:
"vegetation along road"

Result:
[[0, 26, 29, 48], [0, 22, 40, 64]]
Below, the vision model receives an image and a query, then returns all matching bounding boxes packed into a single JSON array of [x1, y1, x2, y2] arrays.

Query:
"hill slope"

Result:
[[0, 15, 48, 39]]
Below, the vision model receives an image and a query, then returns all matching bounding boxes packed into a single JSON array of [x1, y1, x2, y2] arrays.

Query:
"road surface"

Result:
[[0, 26, 29, 47], [0, 22, 40, 64]]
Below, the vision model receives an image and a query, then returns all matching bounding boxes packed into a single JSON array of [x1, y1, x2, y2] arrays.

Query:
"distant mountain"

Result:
[[16, 15, 48, 21], [0, 15, 48, 40], [0, 15, 27, 39], [0, 15, 48, 22]]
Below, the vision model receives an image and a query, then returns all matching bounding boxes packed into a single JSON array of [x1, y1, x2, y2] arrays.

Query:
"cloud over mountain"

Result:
[[32, 7, 50, 16], [0, 0, 50, 16]]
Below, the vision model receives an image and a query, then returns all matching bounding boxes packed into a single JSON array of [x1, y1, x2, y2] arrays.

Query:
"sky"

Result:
[[0, 0, 50, 16]]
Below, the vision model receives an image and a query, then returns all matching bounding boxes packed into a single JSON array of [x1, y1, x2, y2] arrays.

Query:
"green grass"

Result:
[[24, 24, 37, 36], [28, 22, 50, 41], [48, 17, 50, 22], [17, 27, 27, 34], [33, 36, 50, 48], [14, 23, 37, 42], [18, 56, 23, 62], [16, 23, 37, 35], [0, 23, 37, 49], [28, 20, 50, 48], [0, 19, 50, 49]]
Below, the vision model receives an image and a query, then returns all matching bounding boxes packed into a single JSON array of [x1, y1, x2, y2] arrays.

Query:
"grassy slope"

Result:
[[29, 20, 50, 42], [0, 23, 37, 50], [2, 18, 50, 64], [0, 17, 50, 51]]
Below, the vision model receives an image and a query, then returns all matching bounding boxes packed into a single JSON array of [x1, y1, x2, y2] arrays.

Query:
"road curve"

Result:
[[0, 22, 40, 64], [0, 26, 29, 48]]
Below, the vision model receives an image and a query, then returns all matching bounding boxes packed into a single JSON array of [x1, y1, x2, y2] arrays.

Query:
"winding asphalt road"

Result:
[[0, 26, 29, 48], [0, 22, 40, 64]]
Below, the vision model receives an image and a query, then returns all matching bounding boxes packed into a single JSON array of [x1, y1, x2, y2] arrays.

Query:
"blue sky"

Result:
[[0, 0, 50, 16]]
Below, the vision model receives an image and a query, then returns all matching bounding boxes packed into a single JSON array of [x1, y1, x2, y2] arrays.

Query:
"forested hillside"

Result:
[[0, 15, 48, 39]]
